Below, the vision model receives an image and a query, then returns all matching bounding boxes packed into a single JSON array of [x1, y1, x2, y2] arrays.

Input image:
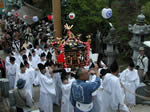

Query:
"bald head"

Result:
[[76, 68, 89, 80]]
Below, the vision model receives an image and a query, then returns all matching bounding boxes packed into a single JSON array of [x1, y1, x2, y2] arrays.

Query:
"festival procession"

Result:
[[0, 0, 150, 112]]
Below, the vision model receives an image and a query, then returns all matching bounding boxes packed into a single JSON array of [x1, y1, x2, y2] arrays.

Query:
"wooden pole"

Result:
[[52, 0, 62, 38]]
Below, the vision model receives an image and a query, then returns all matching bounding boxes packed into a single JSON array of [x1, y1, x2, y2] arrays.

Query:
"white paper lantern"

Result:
[[32, 16, 39, 22], [7, 12, 11, 16], [11, 9, 15, 13], [23, 15, 28, 19], [101, 8, 112, 19], [2, 9, 6, 12], [69, 12, 75, 20]]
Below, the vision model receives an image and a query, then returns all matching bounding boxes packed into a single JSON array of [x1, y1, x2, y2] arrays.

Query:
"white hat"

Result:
[[47, 29, 50, 32], [139, 47, 144, 51], [29, 33, 32, 36], [46, 33, 50, 36], [45, 22, 49, 25], [39, 29, 42, 31]]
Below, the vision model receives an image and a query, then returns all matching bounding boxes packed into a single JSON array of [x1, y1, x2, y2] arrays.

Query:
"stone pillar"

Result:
[[103, 26, 116, 67], [128, 13, 150, 64], [95, 30, 101, 53], [0, 78, 9, 97], [106, 43, 116, 67]]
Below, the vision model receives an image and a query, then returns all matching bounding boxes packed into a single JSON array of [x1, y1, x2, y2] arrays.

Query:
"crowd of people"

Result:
[[1, 15, 149, 112]]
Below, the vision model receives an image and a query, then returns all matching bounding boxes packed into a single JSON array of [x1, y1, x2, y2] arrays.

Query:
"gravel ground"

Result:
[[131, 104, 150, 112]]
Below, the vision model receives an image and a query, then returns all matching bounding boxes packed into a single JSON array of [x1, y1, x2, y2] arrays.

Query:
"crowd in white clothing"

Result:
[[5, 44, 140, 112], [3, 15, 143, 112]]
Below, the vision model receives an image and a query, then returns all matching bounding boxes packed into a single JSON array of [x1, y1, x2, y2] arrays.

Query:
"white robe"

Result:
[[102, 73, 129, 112], [88, 75, 102, 112], [6, 63, 19, 89], [38, 72, 56, 112], [16, 55, 23, 66], [120, 68, 140, 106], [52, 52, 56, 63], [38, 59, 46, 65], [33, 70, 41, 85], [42, 50, 49, 56], [26, 67, 36, 97], [35, 48, 42, 56], [5, 56, 10, 69], [32, 55, 40, 69], [53, 72, 62, 105], [61, 81, 74, 112]]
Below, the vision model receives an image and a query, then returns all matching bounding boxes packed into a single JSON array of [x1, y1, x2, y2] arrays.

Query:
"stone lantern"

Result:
[[128, 13, 150, 64], [103, 26, 117, 67]]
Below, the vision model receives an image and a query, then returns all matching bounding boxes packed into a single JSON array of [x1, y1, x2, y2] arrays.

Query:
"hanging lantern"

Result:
[[69, 12, 75, 20], [23, 15, 28, 19], [7, 12, 11, 16], [48, 15, 53, 21], [32, 16, 39, 22], [101, 8, 112, 19], [2, 9, 6, 12]]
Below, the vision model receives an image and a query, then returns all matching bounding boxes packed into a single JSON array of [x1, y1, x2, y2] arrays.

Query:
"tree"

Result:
[[143, 1, 150, 24], [64, 0, 108, 34]]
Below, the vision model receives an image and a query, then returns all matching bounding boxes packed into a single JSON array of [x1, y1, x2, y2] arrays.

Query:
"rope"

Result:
[[120, 82, 150, 101]]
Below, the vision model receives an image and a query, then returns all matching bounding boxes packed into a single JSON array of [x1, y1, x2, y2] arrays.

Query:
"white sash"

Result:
[[76, 101, 93, 112]]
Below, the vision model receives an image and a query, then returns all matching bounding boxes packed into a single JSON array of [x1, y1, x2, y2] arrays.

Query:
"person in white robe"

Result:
[[6, 57, 19, 89], [24, 61, 35, 98], [61, 76, 75, 112], [45, 61, 62, 105], [120, 61, 140, 106], [38, 64, 56, 112], [15, 49, 24, 66], [42, 45, 49, 56], [53, 72, 62, 105], [102, 62, 129, 112], [31, 49, 40, 69], [52, 51, 57, 64], [28, 53, 33, 68], [15, 63, 34, 100], [88, 68, 102, 112], [38, 53, 46, 65], [12, 47, 19, 60], [35, 44, 42, 56], [5, 49, 13, 69], [22, 55, 28, 63]]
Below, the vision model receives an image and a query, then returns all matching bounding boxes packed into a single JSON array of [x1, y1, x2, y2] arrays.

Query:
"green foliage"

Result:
[[64, 0, 108, 34], [139, 0, 149, 6], [143, 1, 150, 24]]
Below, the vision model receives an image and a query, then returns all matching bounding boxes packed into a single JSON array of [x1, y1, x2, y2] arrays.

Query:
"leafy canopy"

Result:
[[64, 0, 108, 34]]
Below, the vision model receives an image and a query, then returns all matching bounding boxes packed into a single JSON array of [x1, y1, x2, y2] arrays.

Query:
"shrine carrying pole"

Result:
[[52, 0, 62, 38]]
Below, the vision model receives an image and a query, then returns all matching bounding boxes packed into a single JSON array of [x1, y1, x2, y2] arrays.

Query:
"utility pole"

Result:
[[52, 0, 62, 38]]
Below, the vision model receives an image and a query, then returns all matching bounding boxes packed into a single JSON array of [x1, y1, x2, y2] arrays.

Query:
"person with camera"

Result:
[[136, 47, 149, 81]]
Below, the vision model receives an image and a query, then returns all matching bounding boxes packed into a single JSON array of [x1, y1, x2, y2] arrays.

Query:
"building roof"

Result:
[[12, 3, 42, 24]]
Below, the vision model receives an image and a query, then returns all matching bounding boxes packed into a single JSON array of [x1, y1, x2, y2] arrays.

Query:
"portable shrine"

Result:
[[51, 24, 90, 68]]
